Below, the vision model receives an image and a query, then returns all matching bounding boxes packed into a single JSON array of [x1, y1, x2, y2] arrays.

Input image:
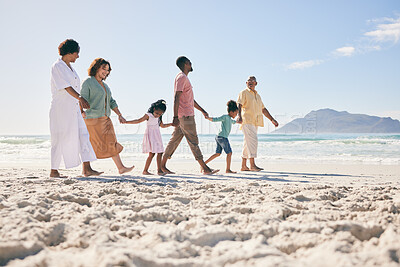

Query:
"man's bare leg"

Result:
[[198, 159, 219, 174], [249, 158, 263, 171], [241, 157, 250, 171], [161, 155, 174, 174]]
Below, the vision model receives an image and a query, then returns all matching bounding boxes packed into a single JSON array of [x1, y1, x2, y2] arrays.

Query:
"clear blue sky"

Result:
[[1, 0, 399, 134]]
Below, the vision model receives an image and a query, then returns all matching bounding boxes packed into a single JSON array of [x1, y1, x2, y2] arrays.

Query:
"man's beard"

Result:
[[189, 67, 193, 72]]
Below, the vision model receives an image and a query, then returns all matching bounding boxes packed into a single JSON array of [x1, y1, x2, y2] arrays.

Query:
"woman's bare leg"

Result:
[[82, 162, 104, 177], [50, 169, 67, 178], [112, 154, 134, 174]]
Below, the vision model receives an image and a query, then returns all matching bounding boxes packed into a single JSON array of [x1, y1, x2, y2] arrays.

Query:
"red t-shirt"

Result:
[[174, 72, 194, 117]]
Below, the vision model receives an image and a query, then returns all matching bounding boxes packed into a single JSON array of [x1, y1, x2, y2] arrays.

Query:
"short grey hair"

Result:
[[247, 76, 257, 81]]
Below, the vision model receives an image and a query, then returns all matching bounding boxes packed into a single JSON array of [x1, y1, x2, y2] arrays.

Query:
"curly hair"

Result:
[[227, 100, 238, 113], [148, 99, 167, 125], [58, 39, 80, 56], [88, 58, 112, 79]]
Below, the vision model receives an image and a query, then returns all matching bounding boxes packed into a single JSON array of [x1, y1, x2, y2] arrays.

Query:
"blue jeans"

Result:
[[215, 136, 232, 154]]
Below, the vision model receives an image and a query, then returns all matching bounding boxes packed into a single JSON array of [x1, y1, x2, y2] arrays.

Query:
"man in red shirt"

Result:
[[161, 56, 218, 175]]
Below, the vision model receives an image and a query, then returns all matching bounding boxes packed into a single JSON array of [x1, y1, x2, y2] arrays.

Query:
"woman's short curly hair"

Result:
[[88, 58, 112, 79], [58, 39, 80, 56]]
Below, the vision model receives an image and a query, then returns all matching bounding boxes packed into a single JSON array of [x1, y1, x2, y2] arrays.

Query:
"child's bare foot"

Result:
[[142, 171, 153, 175], [119, 165, 135, 175], [241, 166, 251, 171], [83, 169, 104, 177], [226, 169, 236, 173], [161, 167, 174, 174], [50, 170, 68, 178]]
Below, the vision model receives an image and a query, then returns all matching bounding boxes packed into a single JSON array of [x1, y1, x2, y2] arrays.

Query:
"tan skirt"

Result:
[[85, 116, 123, 159]]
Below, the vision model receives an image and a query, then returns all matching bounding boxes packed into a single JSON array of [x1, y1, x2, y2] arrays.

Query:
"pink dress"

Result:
[[142, 113, 164, 153]]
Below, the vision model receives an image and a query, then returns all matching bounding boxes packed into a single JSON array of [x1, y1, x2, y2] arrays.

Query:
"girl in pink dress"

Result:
[[125, 100, 172, 175]]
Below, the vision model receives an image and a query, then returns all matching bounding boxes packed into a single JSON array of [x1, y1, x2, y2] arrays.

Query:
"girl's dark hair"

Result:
[[148, 99, 167, 125], [58, 39, 80, 56], [227, 100, 238, 113], [88, 58, 112, 79]]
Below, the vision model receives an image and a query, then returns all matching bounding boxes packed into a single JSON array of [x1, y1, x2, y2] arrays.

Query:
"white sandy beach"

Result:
[[0, 161, 399, 266]]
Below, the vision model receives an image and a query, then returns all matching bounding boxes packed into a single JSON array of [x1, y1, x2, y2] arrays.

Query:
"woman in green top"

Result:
[[81, 58, 134, 174]]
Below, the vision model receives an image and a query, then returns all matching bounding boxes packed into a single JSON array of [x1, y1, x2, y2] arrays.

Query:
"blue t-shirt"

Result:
[[212, 114, 236, 138]]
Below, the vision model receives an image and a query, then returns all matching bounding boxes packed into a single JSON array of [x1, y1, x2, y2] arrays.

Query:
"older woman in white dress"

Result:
[[49, 39, 102, 178]]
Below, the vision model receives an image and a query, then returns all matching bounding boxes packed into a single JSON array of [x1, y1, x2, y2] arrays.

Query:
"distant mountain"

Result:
[[274, 108, 400, 134]]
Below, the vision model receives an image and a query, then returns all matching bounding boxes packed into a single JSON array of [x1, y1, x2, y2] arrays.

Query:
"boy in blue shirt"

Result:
[[205, 100, 239, 173]]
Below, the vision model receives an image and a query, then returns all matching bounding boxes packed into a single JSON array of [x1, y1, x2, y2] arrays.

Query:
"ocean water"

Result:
[[1, 133, 400, 166]]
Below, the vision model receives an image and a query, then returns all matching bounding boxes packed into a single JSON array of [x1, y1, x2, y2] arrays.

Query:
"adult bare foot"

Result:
[[249, 166, 263, 172], [142, 171, 153, 175], [119, 165, 135, 175], [203, 168, 219, 175], [83, 169, 104, 177], [241, 166, 251, 171], [161, 167, 174, 174], [226, 170, 237, 173], [157, 171, 167, 176], [50, 170, 67, 178]]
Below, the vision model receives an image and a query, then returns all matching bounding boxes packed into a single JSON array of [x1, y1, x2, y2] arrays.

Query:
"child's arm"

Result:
[[211, 115, 224, 122], [125, 114, 149, 124], [160, 122, 173, 128], [205, 116, 213, 122]]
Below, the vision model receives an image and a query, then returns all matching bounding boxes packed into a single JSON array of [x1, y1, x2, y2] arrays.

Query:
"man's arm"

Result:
[[172, 91, 182, 127], [237, 104, 243, 124], [262, 107, 279, 127], [194, 100, 208, 118]]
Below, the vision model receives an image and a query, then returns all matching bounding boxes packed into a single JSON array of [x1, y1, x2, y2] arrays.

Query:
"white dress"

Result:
[[49, 59, 96, 169], [142, 113, 164, 153]]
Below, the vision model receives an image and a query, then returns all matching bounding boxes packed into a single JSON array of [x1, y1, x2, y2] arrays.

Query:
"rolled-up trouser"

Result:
[[242, 124, 258, 159], [164, 116, 203, 161]]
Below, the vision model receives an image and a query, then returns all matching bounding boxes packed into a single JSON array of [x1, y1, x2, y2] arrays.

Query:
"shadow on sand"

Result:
[[71, 168, 368, 185]]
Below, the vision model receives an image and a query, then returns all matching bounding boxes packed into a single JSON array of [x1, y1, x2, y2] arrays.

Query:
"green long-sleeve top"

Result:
[[81, 76, 118, 119], [212, 114, 236, 138]]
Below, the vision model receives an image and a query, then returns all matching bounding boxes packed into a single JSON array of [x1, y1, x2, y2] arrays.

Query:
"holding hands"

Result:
[[172, 117, 179, 127], [79, 96, 90, 109], [118, 114, 126, 124]]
